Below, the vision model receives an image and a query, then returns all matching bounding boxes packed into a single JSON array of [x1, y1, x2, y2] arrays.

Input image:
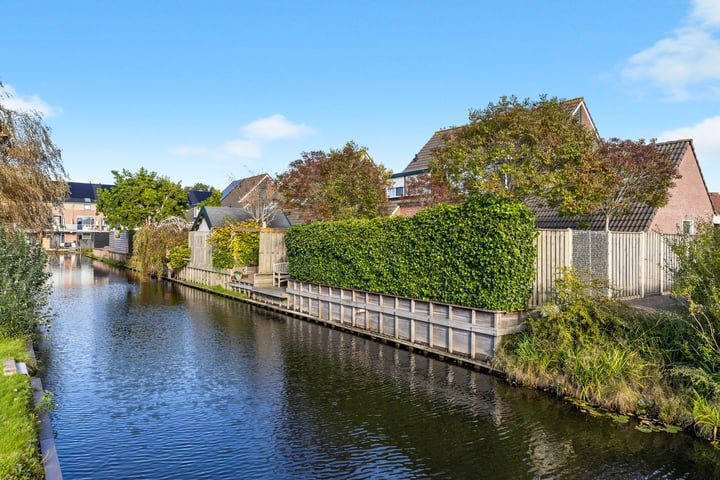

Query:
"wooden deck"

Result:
[[229, 280, 290, 308]]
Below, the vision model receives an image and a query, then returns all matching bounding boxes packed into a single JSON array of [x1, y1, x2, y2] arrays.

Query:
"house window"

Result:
[[683, 220, 695, 235], [84, 203, 91, 210], [386, 187, 405, 198], [77, 216, 95, 231]]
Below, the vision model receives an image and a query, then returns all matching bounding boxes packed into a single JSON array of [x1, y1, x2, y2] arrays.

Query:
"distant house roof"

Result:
[[221, 174, 272, 205], [187, 190, 212, 207], [532, 139, 695, 232], [221, 180, 242, 201], [67, 182, 114, 202], [559, 97, 599, 135], [710, 192, 720, 213], [191, 206, 291, 231], [401, 127, 461, 174]]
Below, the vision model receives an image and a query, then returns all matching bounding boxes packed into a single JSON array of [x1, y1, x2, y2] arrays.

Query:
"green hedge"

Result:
[[285, 195, 537, 311]]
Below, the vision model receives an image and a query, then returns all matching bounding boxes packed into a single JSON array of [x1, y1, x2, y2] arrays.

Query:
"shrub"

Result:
[[0, 228, 52, 338], [168, 243, 191, 269]]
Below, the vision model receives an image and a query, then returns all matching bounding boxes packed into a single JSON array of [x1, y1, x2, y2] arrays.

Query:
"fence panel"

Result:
[[189, 231, 212, 267], [258, 230, 286, 274], [609, 232, 644, 298], [532, 229, 573, 306], [662, 234, 681, 293], [533, 230, 678, 305]]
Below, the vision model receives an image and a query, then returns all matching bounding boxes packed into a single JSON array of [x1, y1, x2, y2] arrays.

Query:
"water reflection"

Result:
[[40, 256, 720, 479]]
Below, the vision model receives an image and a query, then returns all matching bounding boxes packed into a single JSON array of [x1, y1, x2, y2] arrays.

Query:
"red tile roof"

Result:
[[710, 192, 720, 213]]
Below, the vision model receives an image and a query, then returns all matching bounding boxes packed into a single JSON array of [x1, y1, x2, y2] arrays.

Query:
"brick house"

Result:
[[46, 181, 113, 249], [388, 98, 714, 234], [532, 139, 714, 234]]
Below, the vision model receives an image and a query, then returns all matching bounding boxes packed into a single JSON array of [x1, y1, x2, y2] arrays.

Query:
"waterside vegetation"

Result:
[[495, 222, 720, 444], [0, 228, 55, 478]]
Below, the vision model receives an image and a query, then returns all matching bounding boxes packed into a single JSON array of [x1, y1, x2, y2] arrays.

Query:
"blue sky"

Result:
[[3, 0, 720, 193]]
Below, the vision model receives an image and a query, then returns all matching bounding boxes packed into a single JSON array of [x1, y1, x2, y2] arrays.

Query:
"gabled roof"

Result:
[[221, 173, 272, 204], [559, 97, 599, 135], [402, 127, 462, 174], [191, 206, 291, 231], [187, 190, 212, 207], [221, 180, 242, 201], [532, 139, 692, 232], [67, 182, 115, 202]]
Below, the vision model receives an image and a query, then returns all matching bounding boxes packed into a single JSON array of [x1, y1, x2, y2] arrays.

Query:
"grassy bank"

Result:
[[494, 269, 720, 444], [0, 337, 44, 479], [0, 228, 58, 478]]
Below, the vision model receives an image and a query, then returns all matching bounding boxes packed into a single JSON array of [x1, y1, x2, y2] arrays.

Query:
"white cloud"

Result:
[[690, 0, 720, 27], [622, 0, 720, 100], [170, 114, 313, 161], [241, 114, 314, 140], [659, 116, 720, 165], [0, 83, 60, 117]]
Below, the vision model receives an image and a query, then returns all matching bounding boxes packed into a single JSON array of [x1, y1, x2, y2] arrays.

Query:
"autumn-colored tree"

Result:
[[96, 168, 188, 229], [431, 95, 598, 212], [277, 141, 391, 222], [404, 172, 461, 208], [431, 95, 679, 229], [583, 138, 679, 231], [0, 83, 68, 232]]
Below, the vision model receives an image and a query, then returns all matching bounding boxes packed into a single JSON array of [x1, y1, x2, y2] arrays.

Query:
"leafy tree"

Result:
[[582, 138, 679, 231], [404, 171, 461, 208], [188, 182, 211, 191], [0, 83, 68, 232], [431, 96, 598, 210], [431, 95, 679, 228], [96, 167, 188, 229], [277, 141, 391, 222]]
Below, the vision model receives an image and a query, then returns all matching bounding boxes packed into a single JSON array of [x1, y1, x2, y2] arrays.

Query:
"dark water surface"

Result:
[[40, 255, 720, 479]]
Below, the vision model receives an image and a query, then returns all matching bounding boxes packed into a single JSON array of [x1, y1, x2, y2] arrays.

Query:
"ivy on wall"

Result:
[[208, 220, 261, 270], [285, 195, 537, 311]]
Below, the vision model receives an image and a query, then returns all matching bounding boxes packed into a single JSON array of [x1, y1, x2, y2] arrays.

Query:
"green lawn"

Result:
[[0, 337, 44, 479]]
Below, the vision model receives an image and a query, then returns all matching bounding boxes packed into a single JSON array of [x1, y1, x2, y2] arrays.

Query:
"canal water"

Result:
[[40, 255, 720, 479]]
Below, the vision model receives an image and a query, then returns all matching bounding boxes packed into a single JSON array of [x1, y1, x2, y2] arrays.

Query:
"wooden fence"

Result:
[[532, 229, 680, 305], [188, 229, 286, 273], [286, 280, 525, 363], [178, 229, 288, 287]]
